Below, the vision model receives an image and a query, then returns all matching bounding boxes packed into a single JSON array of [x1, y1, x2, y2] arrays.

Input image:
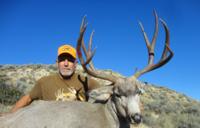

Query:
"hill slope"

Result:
[[0, 64, 200, 128]]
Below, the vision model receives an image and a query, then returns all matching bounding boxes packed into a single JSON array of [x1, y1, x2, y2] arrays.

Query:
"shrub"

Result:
[[0, 84, 23, 105], [182, 104, 200, 116]]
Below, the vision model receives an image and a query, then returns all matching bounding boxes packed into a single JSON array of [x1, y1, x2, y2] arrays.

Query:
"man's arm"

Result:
[[10, 94, 32, 113]]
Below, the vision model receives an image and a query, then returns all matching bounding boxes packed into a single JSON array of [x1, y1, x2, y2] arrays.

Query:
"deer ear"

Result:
[[88, 86, 113, 103]]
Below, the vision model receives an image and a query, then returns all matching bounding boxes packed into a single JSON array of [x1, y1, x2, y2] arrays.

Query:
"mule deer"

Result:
[[0, 11, 173, 128]]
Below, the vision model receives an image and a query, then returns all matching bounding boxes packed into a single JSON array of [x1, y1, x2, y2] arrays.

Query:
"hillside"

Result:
[[0, 64, 200, 128]]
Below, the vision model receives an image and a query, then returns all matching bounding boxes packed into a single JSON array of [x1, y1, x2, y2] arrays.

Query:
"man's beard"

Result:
[[59, 68, 74, 78]]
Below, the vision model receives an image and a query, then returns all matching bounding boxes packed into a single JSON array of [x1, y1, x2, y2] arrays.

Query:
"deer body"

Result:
[[0, 78, 141, 128], [0, 101, 116, 128]]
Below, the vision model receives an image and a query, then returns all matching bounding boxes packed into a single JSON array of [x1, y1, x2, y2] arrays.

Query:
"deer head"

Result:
[[76, 10, 173, 125]]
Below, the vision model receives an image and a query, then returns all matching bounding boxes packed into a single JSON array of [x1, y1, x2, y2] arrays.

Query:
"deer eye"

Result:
[[135, 88, 144, 95], [115, 93, 121, 98]]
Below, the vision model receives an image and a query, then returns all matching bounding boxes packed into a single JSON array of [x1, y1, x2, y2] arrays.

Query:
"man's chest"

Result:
[[41, 78, 86, 101]]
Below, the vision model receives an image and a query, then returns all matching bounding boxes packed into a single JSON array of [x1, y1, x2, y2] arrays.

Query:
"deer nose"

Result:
[[131, 113, 142, 124]]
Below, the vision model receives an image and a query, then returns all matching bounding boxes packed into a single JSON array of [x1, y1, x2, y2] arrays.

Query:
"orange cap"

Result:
[[57, 44, 76, 59]]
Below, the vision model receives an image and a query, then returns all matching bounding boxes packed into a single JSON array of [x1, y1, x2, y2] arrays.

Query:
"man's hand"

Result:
[[10, 95, 32, 113]]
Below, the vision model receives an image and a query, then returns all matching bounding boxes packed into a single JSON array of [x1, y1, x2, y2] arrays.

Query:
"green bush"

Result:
[[182, 104, 200, 116], [176, 113, 200, 128], [0, 84, 23, 105]]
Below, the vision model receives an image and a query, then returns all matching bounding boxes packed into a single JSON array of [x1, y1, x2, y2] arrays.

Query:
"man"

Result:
[[11, 44, 100, 112]]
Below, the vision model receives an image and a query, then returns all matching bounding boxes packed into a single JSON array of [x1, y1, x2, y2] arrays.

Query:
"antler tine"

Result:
[[138, 10, 159, 65], [80, 15, 87, 32], [151, 10, 159, 54], [81, 30, 96, 71], [132, 11, 174, 78], [77, 16, 117, 84], [160, 18, 172, 59]]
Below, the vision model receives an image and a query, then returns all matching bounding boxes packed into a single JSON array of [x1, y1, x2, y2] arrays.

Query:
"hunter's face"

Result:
[[57, 53, 77, 77]]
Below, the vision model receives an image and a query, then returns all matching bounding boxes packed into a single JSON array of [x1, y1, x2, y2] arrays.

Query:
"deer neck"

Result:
[[105, 99, 120, 128]]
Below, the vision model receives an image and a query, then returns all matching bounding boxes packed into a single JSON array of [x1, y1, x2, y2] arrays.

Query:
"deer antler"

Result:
[[80, 16, 96, 71], [77, 11, 173, 83], [77, 16, 117, 84], [132, 10, 174, 79]]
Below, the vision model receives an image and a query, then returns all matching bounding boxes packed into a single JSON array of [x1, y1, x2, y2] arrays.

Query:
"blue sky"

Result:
[[0, 0, 200, 101]]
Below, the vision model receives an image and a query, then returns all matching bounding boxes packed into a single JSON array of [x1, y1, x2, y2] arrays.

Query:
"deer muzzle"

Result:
[[129, 113, 142, 124]]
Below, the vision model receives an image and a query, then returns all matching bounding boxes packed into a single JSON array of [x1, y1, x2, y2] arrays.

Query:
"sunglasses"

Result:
[[58, 54, 76, 63]]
